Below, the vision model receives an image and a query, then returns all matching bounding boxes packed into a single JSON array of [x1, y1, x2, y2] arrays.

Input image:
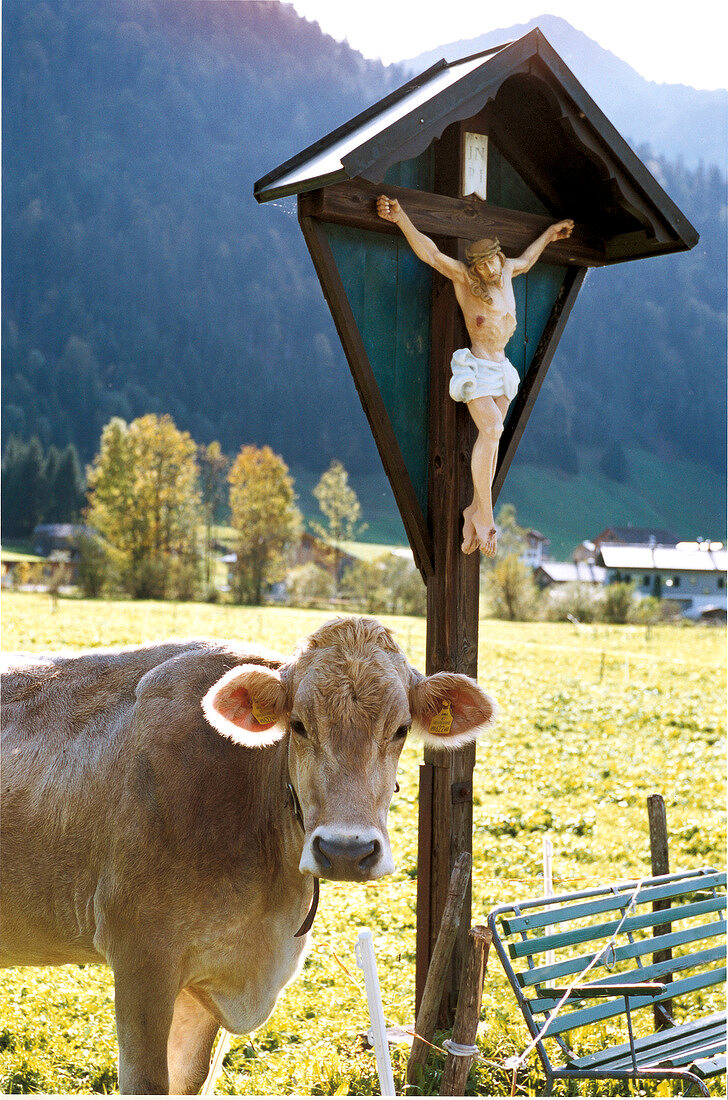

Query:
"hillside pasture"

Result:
[[1, 592, 725, 1095]]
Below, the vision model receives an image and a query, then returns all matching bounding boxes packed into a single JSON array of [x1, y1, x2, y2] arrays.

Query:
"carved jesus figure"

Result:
[[377, 195, 574, 556]]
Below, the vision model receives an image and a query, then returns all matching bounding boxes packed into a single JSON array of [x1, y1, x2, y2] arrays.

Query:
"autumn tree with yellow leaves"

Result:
[[228, 444, 301, 605], [85, 414, 202, 599]]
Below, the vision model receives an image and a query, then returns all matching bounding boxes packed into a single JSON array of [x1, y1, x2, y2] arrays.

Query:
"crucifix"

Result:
[[376, 191, 573, 557], [259, 87, 696, 1031], [257, 31, 697, 1022], [296, 132, 589, 1018]]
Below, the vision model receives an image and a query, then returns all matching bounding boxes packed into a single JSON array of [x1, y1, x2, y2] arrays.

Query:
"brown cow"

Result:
[[1, 616, 496, 1094]]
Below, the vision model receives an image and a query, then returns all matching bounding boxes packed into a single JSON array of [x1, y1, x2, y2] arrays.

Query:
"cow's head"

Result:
[[202, 618, 496, 882]]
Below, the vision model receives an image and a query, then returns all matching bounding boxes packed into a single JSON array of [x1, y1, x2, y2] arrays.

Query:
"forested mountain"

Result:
[[2, 0, 400, 473], [2, 0, 726, 541]]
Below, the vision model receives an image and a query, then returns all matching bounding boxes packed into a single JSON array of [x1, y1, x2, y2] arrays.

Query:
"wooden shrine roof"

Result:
[[254, 29, 698, 265]]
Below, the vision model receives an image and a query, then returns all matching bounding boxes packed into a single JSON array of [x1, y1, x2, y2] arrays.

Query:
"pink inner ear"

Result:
[[217, 683, 279, 732], [217, 684, 252, 725]]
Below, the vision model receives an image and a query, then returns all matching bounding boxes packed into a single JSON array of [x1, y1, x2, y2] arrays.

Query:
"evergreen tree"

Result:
[[42, 445, 62, 522], [1, 435, 85, 534], [1, 436, 28, 536], [55, 443, 85, 521]]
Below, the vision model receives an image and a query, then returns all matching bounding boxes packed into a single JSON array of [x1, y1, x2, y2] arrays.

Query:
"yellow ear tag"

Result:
[[251, 700, 278, 727], [429, 700, 454, 737]]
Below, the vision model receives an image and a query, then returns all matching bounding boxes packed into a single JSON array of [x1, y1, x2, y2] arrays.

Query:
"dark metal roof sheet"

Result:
[[254, 47, 510, 203]]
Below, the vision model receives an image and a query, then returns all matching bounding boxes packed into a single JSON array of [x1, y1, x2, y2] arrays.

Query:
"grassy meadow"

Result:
[[1, 591, 725, 1095]]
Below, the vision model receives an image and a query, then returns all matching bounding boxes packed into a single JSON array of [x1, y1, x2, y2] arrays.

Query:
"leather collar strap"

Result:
[[288, 780, 320, 938], [294, 877, 319, 939]]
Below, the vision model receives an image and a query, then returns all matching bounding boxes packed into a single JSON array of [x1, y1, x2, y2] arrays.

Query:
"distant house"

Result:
[[521, 530, 550, 568], [223, 533, 359, 593], [292, 532, 357, 582], [597, 543, 727, 620], [593, 526, 679, 551], [31, 524, 89, 560], [534, 561, 607, 588], [573, 528, 681, 565]]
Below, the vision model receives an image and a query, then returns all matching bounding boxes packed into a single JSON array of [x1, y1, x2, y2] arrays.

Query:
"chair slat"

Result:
[[517, 919, 727, 988], [692, 1054, 727, 1078], [605, 1034, 728, 1074], [501, 872, 725, 936], [571, 1012, 726, 1072], [540, 968, 726, 1037], [507, 896, 726, 959], [577, 1023, 727, 1074], [527, 944, 726, 1013]]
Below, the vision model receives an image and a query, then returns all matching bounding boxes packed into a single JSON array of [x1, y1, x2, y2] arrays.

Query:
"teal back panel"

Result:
[[324, 223, 432, 517], [322, 151, 434, 519], [488, 141, 568, 387], [320, 143, 568, 519], [507, 263, 568, 377]]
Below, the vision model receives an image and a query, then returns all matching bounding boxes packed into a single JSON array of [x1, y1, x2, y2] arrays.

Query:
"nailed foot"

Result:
[[461, 505, 478, 554], [480, 526, 497, 557], [462, 507, 497, 556]]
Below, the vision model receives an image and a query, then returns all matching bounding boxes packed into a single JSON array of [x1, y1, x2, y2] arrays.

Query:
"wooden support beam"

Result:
[[407, 853, 472, 1086], [440, 925, 492, 1096], [416, 181, 480, 1021], [307, 178, 607, 267]]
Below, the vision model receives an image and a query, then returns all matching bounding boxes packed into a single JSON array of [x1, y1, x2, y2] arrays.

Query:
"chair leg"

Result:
[[539, 1072, 554, 1096]]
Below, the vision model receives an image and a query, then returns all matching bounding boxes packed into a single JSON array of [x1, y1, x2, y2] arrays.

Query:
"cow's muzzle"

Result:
[[301, 826, 394, 881]]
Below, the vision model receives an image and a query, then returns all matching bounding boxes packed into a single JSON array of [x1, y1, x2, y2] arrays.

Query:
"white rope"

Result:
[[443, 1038, 480, 1058], [507, 876, 646, 1075]]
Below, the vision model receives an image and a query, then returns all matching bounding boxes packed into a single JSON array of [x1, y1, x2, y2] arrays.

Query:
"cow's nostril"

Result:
[[358, 838, 381, 872], [312, 834, 332, 870], [314, 834, 378, 872]]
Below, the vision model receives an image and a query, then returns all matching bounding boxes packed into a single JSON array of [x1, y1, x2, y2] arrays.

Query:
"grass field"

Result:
[[1, 592, 725, 1095]]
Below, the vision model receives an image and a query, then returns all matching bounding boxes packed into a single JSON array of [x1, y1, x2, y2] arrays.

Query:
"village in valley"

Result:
[[3, 517, 726, 624]]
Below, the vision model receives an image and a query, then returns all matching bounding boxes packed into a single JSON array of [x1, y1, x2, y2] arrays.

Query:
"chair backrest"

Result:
[[488, 868, 726, 1066]]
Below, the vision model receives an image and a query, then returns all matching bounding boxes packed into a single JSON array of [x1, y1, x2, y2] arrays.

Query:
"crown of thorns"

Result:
[[466, 239, 502, 266]]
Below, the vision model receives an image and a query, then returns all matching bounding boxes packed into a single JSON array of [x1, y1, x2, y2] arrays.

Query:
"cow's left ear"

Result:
[[202, 664, 288, 747], [409, 672, 497, 749]]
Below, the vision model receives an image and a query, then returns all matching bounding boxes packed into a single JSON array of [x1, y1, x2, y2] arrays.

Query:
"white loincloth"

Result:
[[449, 348, 520, 403]]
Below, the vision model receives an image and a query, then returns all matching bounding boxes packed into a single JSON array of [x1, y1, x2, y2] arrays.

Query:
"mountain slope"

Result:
[[402, 13, 728, 169]]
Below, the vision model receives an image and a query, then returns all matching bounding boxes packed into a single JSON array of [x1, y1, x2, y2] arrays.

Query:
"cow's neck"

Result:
[[245, 733, 305, 873]]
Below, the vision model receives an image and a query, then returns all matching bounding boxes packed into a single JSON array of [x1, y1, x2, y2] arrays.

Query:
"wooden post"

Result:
[[440, 925, 492, 1096], [407, 853, 472, 1085], [416, 122, 480, 1029], [647, 793, 673, 1026]]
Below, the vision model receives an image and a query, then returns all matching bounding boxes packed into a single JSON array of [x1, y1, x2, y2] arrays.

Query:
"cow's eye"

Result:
[[393, 724, 409, 741], [290, 718, 308, 739]]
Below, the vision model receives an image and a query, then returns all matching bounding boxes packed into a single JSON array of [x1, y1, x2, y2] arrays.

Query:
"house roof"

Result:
[[594, 526, 681, 547], [598, 545, 727, 572], [536, 561, 607, 583], [32, 524, 82, 539], [254, 29, 698, 264]]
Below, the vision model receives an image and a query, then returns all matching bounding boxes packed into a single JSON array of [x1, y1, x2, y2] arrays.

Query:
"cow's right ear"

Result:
[[202, 664, 288, 747]]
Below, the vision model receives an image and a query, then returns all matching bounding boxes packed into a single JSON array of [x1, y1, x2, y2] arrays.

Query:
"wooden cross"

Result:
[[297, 138, 594, 1020]]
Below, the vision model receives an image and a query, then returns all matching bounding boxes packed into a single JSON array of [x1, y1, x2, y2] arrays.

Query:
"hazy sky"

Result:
[[288, 0, 728, 91]]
